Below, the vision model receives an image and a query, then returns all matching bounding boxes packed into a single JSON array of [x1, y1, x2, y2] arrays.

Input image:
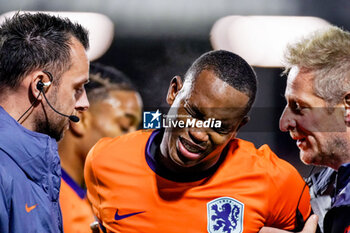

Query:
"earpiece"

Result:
[[18, 70, 80, 123], [36, 80, 52, 91]]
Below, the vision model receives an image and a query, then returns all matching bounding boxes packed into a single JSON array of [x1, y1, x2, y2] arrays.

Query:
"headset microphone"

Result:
[[38, 81, 80, 123], [17, 79, 80, 123]]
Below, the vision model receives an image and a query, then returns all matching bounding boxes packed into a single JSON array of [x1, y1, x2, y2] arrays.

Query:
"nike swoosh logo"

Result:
[[25, 203, 37, 213], [114, 209, 145, 220]]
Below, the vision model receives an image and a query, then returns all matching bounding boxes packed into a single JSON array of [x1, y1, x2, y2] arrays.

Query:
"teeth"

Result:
[[187, 147, 198, 153], [180, 138, 202, 153], [182, 141, 199, 153]]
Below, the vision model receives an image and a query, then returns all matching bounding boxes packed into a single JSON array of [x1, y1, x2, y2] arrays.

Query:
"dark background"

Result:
[[1, 0, 350, 176]]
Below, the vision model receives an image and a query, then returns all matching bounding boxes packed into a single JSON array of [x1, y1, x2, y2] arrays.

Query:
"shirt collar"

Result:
[[61, 168, 86, 199]]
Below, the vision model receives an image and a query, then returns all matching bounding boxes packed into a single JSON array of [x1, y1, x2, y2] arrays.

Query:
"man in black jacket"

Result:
[[262, 25, 350, 233]]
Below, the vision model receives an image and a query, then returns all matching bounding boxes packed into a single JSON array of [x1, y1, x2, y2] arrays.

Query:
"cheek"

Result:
[[312, 132, 332, 148], [296, 114, 321, 132], [98, 121, 122, 138], [210, 134, 231, 149], [298, 111, 342, 133], [166, 131, 180, 154], [62, 86, 75, 103]]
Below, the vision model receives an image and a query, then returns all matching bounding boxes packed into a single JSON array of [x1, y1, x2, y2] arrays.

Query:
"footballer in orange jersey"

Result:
[[59, 63, 142, 233], [85, 50, 311, 233], [60, 169, 96, 233]]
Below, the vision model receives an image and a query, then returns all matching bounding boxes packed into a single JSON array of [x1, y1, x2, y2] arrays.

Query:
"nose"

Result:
[[188, 126, 209, 145], [279, 106, 296, 132], [75, 90, 89, 112]]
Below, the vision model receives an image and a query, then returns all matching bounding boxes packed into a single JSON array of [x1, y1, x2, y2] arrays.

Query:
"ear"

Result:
[[30, 71, 52, 100], [69, 111, 90, 137], [166, 76, 183, 105], [237, 116, 250, 131], [344, 93, 350, 127]]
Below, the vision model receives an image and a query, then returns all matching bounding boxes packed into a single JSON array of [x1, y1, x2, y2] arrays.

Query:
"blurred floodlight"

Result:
[[210, 16, 331, 67], [0, 11, 114, 61]]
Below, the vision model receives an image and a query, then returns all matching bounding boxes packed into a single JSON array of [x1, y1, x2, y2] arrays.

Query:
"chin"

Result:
[[300, 151, 318, 166], [51, 131, 65, 142], [169, 150, 200, 169], [174, 158, 199, 168], [51, 123, 67, 141]]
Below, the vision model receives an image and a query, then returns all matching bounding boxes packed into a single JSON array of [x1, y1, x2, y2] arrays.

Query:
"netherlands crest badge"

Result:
[[207, 197, 244, 233]]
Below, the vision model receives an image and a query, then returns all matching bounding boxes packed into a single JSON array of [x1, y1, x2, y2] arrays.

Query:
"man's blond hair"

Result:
[[284, 26, 350, 105]]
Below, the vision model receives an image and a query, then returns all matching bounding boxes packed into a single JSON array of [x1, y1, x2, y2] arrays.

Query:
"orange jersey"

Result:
[[85, 130, 311, 233], [60, 169, 96, 233]]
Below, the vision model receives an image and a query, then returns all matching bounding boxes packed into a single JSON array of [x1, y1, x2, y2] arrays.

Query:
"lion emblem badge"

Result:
[[207, 197, 244, 233]]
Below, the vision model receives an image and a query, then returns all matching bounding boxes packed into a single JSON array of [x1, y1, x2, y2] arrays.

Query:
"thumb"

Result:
[[301, 215, 318, 233]]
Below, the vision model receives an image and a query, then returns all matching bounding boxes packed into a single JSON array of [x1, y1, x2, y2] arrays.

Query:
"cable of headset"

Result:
[[294, 165, 316, 231], [17, 71, 79, 123], [17, 91, 42, 122]]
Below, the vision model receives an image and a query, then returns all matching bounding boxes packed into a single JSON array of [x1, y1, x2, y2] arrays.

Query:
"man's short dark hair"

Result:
[[86, 62, 136, 104], [0, 12, 89, 88], [185, 50, 257, 115]]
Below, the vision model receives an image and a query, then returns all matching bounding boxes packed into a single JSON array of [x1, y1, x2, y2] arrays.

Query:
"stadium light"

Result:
[[210, 16, 331, 67], [0, 11, 114, 61]]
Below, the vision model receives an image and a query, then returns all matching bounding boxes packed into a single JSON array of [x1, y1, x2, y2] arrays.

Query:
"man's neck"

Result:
[[58, 133, 85, 187], [0, 90, 37, 131]]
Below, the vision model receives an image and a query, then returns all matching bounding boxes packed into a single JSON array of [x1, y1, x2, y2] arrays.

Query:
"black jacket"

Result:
[[308, 163, 350, 233]]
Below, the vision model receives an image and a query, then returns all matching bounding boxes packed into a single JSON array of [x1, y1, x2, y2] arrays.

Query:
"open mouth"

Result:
[[294, 137, 307, 149], [177, 136, 206, 161]]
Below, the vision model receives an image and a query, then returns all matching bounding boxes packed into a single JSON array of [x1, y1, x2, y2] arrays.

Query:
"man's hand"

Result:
[[259, 215, 318, 233]]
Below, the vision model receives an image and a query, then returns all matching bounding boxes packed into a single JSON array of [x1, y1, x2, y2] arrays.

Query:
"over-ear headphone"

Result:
[[36, 80, 52, 91]]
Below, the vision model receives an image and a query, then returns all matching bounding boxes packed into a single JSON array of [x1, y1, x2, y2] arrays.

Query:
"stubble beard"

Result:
[[34, 94, 68, 141], [304, 133, 350, 169]]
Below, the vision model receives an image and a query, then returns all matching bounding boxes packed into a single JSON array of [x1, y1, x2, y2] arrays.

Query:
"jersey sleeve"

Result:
[[84, 141, 103, 222], [260, 145, 312, 230]]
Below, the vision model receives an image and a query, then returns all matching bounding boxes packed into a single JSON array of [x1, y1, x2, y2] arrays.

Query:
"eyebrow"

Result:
[[75, 77, 89, 86], [286, 95, 311, 107]]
